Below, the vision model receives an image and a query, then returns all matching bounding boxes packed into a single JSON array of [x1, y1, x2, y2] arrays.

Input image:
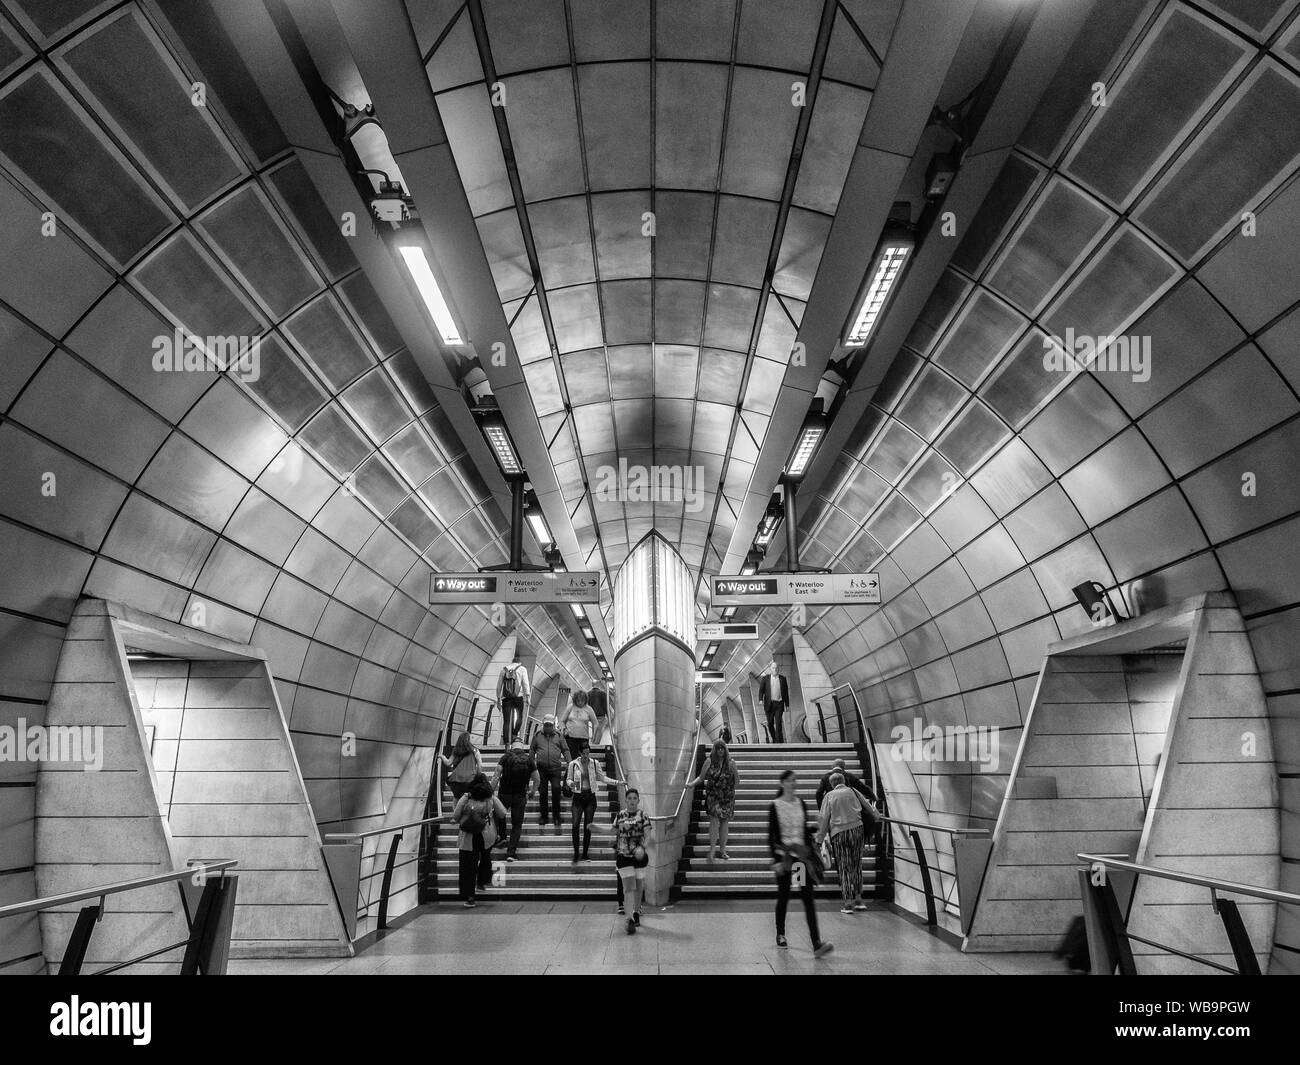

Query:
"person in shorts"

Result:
[[607, 788, 652, 935]]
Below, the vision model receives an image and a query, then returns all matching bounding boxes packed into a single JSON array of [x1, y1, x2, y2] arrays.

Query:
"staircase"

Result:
[[674, 743, 880, 898], [428, 745, 622, 899]]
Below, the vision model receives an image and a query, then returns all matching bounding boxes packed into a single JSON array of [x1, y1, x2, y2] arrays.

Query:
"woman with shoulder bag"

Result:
[[442, 732, 484, 804], [816, 770, 880, 914], [768, 768, 833, 956], [452, 773, 507, 907]]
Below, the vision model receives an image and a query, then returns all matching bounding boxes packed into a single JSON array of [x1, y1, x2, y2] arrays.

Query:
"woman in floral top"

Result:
[[688, 739, 740, 861]]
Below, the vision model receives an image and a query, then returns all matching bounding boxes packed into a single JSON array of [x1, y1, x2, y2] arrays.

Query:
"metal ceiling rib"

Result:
[[215, 0, 611, 675], [717, 0, 980, 584], [319, 0, 617, 670], [703, 0, 1106, 712], [690, 0, 840, 593], [407, 0, 895, 627], [789, 0, 1103, 539], [460, 0, 613, 588]]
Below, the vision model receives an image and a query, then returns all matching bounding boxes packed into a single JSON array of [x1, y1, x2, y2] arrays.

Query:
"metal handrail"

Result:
[[880, 815, 988, 838], [648, 709, 707, 824], [325, 814, 453, 843], [0, 859, 237, 920], [1077, 854, 1300, 906]]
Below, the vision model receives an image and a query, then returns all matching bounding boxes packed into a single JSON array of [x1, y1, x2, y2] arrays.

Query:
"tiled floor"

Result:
[[228, 901, 1072, 975]]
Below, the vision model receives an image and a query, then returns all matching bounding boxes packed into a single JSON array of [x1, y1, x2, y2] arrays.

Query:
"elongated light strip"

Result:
[[526, 510, 551, 546], [786, 423, 825, 478], [482, 422, 522, 476], [845, 241, 912, 347], [397, 245, 462, 344]]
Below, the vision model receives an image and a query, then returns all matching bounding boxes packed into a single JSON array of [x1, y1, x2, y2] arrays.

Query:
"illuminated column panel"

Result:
[[611, 533, 697, 905]]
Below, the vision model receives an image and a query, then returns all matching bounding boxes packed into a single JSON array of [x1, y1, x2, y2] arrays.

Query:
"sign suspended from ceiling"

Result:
[[430, 571, 602, 604], [707, 573, 881, 606], [696, 622, 759, 640]]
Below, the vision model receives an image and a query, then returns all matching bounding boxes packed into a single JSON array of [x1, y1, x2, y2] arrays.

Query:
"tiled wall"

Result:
[[130, 656, 351, 957], [0, 0, 590, 971], [710, 0, 1300, 966]]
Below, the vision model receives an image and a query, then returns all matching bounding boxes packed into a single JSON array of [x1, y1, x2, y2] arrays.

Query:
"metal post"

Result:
[[1216, 898, 1262, 975], [784, 478, 799, 573], [911, 829, 937, 927], [180, 875, 238, 975], [376, 832, 403, 932], [58, 904, 101, 975], [508, 476, 525, 570]]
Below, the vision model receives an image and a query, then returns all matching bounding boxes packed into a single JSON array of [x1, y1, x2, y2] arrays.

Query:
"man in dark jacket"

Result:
[[528, 714, 568, 827], [492, 740, 537, 861], [814, 759, 876, 812]]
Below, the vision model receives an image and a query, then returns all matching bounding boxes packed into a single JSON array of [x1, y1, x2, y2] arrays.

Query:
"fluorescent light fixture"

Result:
[[527, 509, 551, 547], [397, 244, 462, 344], [786, 421, 824, 479], [580, 623, 595, 639], [570, 602, 586, 619], [740, 562, 757, 577], [755, 493, 783, 547], [479, 412, 523, 477], [785, 403, 828, 481], [720, 606, 738, 621], [844, 229, 914, 348]]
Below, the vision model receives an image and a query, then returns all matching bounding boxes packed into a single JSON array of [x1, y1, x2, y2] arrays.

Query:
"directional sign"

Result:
[[696, 670, 726, 684], [430, 571, 601, 604], [708, 572, 880, 606], [697, 622, 759, 640]]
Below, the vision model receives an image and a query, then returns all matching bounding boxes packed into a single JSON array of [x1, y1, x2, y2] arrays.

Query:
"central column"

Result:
[[611, 532, 697, 906]]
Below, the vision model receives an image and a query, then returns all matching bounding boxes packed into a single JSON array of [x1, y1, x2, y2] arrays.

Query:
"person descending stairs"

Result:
[[429, 744, 623, 899], [675, 743, 882, 898]]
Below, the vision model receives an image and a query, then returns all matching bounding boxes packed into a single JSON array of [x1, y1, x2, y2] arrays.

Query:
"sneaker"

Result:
[[572, 855, 581, 864], [854, 901, 869, 911], [633, 911, 641, 926], [617, 905, 625, 916], [814, 941, 834, 957], [840, 906, 854, 915], [464, 899, 477, 908], [626, 918, 637, 936], [719, 852, 731, 860], [776, 935, 788, 948], [506, 855, 517, 863]]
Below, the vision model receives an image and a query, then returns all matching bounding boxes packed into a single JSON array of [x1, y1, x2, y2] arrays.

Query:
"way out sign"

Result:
[[430, 571, 601, 604], [708, 573, 880, 606]]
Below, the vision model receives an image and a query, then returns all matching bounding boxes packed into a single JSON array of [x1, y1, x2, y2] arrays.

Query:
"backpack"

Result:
[[500, 750, 532, 793], [500, 665, 519, 700], [459, 797, 490, 834]]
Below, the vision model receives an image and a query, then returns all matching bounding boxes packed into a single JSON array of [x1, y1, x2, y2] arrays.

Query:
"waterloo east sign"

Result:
[[430, 571, 601, 604], [708, 572, 881, 607]]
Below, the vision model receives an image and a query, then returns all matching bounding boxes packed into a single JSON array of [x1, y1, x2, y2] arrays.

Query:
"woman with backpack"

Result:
[[687, 740, 739, 861], [452, 773, 507, 908], [768, 768, 833, 956], [442, 732, 483, 804]]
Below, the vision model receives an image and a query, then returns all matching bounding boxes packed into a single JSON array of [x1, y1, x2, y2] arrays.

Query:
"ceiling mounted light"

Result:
[[785, 401, 827, 481], [720, 606, 738, 621], [395, 242, 462, 345], [570, 602, 586, 620], [524, 490, 552, 547], [844, 225, 915, 349], [741, 548, 765, 576], [477, 409, 523, 478], [754, 492, 784, 548]]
